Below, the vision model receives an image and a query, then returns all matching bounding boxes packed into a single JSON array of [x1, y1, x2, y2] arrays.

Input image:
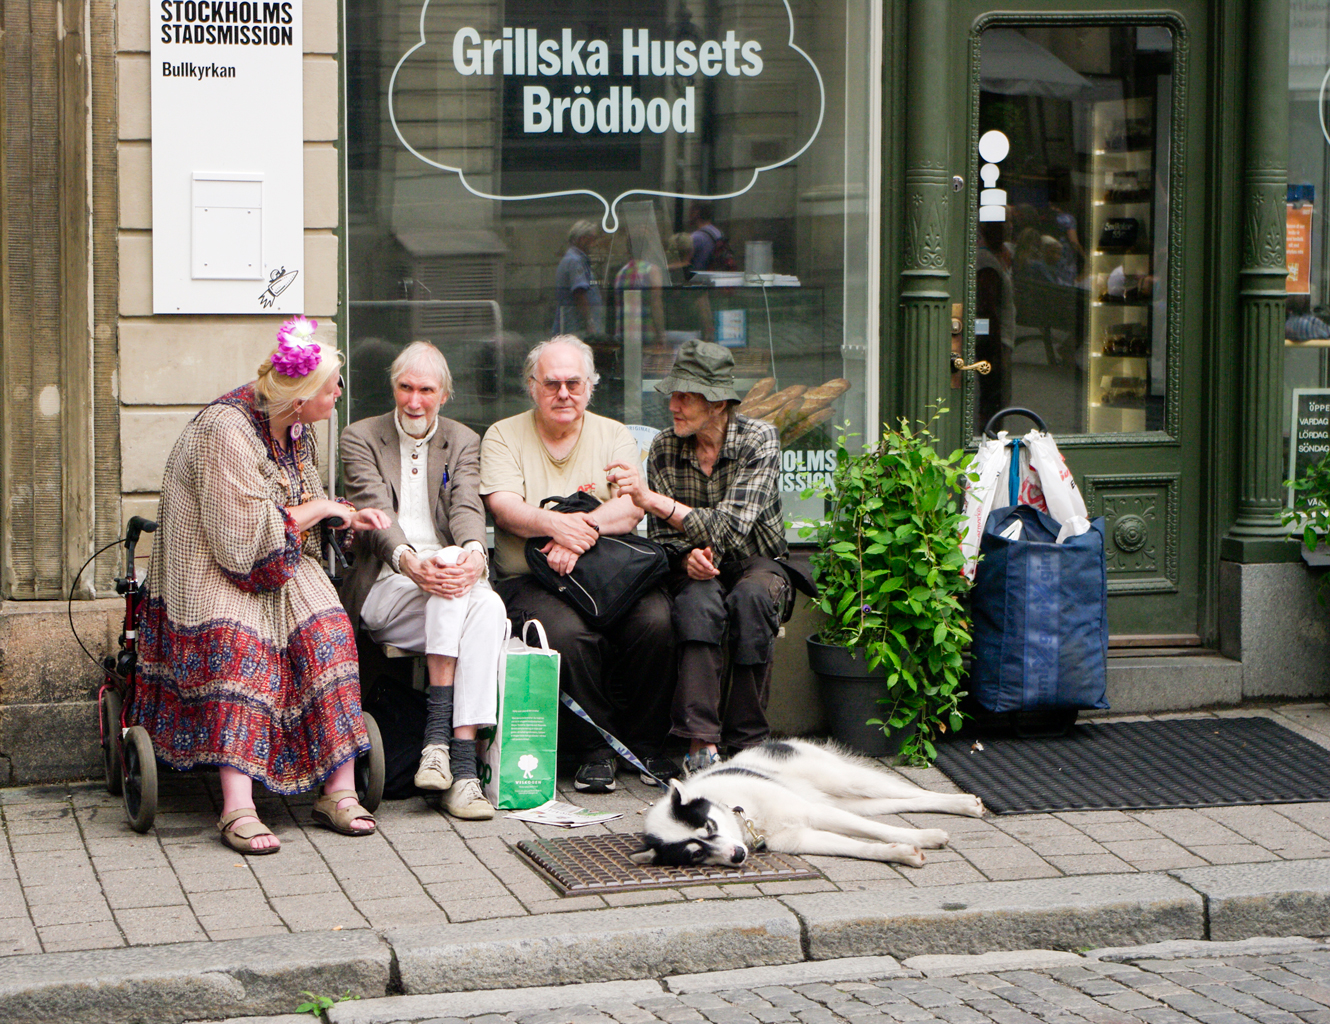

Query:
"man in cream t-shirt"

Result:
[[480, 335, 679, 794]]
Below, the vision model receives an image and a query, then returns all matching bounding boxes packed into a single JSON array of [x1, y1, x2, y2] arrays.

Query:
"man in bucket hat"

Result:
[[608, 340, 808, 774]]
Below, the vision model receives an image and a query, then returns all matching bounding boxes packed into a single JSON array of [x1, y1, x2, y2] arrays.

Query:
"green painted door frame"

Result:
[[883, 0, 1294, 641]]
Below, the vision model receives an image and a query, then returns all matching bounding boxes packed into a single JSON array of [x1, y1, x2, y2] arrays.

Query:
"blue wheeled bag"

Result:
[[970, 503, 1110, 716]]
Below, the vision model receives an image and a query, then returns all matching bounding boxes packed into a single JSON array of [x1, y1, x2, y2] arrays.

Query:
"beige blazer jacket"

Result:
[[339, 411, 487, 634]]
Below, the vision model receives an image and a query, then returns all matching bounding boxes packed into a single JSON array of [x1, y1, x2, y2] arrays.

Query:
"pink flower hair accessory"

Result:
[[271, 316, 321, 377]]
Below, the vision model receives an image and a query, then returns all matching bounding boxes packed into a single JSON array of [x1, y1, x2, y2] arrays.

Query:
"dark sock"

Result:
[[450, 738, 477, 781], [425, 686, 453, 747]]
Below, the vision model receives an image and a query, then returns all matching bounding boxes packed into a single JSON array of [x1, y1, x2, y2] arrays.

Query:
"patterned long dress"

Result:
[[131, 383, 368, 794]]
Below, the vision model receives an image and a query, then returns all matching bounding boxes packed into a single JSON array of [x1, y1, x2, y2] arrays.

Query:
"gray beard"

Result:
[[397, 411, 433, 438]]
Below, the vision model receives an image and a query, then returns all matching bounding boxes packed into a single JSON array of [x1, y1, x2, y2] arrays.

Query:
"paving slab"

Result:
[[782, 873, 1205, 961], [901, 949, 1086, 977], [662, 956, 910, 992], [1084, 936, 1330, 962], [0, 929, 392, 1024], [1171, 859, 1330, 940], [385, 899, 804, 993], [326, 980, 668, 1023]]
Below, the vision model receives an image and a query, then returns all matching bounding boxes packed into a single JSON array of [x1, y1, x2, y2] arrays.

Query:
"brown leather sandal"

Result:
[[311, 789, 376, 836], [217, 807, 281, 855]]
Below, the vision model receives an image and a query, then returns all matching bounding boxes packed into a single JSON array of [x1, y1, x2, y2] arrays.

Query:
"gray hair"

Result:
[[524, 335, 600, 404], [568, 219, 599, 246], [389, 340, 453, 400]]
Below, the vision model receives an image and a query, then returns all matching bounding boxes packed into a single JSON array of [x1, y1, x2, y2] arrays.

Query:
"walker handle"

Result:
[[983, 407, 1048, 440]]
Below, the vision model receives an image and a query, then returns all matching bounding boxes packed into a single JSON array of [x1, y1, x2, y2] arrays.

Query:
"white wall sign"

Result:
[[151, 0, 304, 313]]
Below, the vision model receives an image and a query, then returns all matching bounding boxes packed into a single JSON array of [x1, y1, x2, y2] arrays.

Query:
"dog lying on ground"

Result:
[[631, 738, 984, 868]]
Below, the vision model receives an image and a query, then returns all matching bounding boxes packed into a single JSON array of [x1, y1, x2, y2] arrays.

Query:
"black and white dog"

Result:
[[632, 738, 984, 868]]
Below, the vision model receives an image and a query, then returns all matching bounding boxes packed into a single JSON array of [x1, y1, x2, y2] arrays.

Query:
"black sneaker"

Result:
[[573, 758, 617, 793], [638, 755, 682, 787]]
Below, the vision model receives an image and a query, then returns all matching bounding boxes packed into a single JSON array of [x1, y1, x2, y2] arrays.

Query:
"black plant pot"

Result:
[[806, 636, 911, 758]]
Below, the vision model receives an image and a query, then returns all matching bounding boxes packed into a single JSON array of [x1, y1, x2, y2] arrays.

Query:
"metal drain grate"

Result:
[[516, 833, 821, 895]]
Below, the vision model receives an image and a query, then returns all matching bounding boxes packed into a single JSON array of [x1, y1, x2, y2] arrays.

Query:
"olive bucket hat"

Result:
[[654, 340, 740, 403]]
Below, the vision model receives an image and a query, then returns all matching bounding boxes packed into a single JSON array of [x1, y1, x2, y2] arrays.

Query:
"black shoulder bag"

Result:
[[524, 492, 670, 629]]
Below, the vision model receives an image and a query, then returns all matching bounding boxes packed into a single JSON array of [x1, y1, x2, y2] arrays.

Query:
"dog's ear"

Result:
[[668, 778, 688, 806], [629, 847, 658, 865]]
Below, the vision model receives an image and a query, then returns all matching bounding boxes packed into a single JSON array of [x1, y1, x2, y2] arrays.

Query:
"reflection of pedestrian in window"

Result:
[[553, 220, 604, 338], [614, 248, 666, 347], [1046, 172, 1085, 286], [1286, 296, 1330, 341], [975, 220, 1014, 428], [687, 203, 729, 276], [1014, 228, 1064, 285], [666, 232, 714, 343]]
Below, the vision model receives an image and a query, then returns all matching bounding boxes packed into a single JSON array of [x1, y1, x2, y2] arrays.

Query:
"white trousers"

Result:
[[360, 570, 505, 730]]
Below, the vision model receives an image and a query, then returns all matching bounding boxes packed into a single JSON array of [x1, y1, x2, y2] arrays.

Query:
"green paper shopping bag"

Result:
[[477, 619, 560, 809]]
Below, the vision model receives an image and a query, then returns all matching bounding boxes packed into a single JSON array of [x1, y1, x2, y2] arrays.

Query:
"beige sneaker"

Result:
[[442, 777, 494, 820], [413, 744, 452, 791]]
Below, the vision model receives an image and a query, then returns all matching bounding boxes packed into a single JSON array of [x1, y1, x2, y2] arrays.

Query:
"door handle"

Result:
[[951, 356, 992, 375]]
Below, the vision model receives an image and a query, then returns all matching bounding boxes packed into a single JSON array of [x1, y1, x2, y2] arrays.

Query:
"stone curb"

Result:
[[662, 956, 909, 993], [782, 873, 1205, 960], [327, 981, 667, 1024], [0, 930, 392, 1024], [10, 870, 1330, 1024], [901, 950, 1085, 977], [1171, 858, 1330, 941], [384, 898, 804, 993], [1084, 936, 1329, 962]]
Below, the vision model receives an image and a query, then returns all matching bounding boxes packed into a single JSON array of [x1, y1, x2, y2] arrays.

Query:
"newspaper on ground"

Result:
[[505, 800, 624, 827]]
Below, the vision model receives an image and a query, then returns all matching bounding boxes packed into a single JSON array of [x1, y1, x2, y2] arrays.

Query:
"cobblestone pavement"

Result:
[[252, 942, 1330, 1024], [2, 704, 1329, 957]]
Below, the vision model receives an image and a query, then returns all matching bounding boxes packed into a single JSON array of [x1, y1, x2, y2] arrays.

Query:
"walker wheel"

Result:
[[122, 726, 158, 833], [101, 688, 123, 796], [356, 711, 385, 813]]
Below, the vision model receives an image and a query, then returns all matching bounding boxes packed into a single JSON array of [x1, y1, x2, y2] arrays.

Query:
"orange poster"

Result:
[[1288, 203, 1313, 294]]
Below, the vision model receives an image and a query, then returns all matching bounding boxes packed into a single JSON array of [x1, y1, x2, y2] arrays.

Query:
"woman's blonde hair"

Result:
[[255, 340, 342, 420]]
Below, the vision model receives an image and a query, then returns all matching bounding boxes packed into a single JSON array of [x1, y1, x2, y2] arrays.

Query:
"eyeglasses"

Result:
[[336, 374, 345, 390], [532, 377, 588, 396]]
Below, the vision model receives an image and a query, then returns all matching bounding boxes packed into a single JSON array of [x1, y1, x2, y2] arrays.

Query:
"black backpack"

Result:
[[524, 492, 670, 629], [701, 224, 738, 272]]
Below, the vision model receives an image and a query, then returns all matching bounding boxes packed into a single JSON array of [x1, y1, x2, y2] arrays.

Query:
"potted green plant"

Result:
[[801, 413, 974, 765], [1283, 450, 1330, 586]]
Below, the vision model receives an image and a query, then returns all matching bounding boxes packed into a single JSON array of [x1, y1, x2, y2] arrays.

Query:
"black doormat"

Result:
[[933, 716, 1330, 814], [515, 833, 821, 895]]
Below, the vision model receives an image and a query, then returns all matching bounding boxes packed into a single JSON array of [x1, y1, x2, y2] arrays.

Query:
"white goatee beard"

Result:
[[398, 411, 432, 438]]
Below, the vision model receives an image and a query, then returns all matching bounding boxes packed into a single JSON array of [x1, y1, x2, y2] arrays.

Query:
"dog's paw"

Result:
[[890, 844, 925, 867], [913, 828, 950, 848], [962, 794, 985, 818]]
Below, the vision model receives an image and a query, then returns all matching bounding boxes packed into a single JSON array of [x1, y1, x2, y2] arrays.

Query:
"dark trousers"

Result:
[[670, 556, 791, 750], [495, 575, 675, 763]]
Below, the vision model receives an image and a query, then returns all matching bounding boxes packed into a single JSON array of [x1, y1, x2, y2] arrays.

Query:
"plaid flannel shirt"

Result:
[[646, 412, 787, 567]]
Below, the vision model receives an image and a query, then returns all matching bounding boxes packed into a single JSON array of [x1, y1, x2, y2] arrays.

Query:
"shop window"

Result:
[[343, 0, 876, 524], [1284, 2, 1330, 492], [974, 24, 1174, 438]]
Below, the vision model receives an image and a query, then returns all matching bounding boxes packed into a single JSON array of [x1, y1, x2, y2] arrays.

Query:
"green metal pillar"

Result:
[[899, 0, 953, 426], [1223, 0, 1294, 561]]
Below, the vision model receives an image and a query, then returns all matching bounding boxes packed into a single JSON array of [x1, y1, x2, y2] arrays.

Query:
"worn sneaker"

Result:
[[413, 743, 453, 791], [442, 777, 494, 820], [573, 757, 617, 793], [682, 748, 721, 776], [638, 755, 682, 787]]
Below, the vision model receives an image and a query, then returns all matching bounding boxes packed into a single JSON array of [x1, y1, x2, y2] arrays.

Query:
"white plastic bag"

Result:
[[1024, 432, 1087, 526], [961, 428, 1088, 577], [960, 435, 1012, 578]]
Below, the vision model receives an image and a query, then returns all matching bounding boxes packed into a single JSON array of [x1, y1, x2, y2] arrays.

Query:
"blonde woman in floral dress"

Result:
[[132, 319, 391, 854]]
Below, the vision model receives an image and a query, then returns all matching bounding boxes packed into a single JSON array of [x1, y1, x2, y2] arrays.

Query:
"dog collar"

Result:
[[733, 806, 767, 852]]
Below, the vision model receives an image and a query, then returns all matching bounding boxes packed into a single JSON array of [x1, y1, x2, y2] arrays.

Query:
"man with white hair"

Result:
[[481, 335, 678, 793], [340, 341, 506, 820]]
